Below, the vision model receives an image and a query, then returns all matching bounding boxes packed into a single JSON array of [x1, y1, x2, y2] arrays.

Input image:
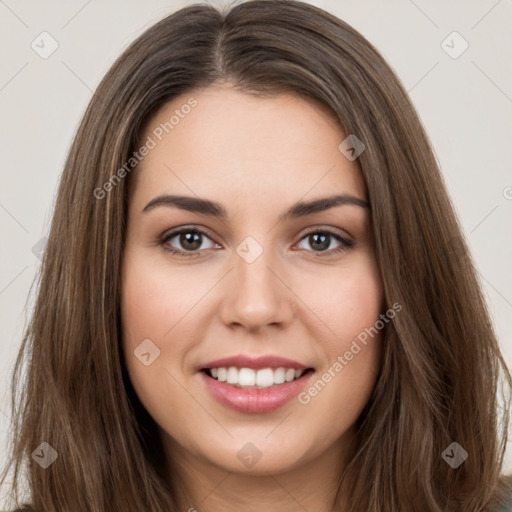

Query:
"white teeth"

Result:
[[274, 367, 286, 384], [256, 368, 274, 387], [207, 366, 308, 388], [226, 367, 238, 384], [285, 368, 295, 382], [238, 368, 256, 386]]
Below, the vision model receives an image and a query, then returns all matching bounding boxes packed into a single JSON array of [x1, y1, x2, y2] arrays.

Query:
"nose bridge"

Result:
[[219, 233, 292, 329], [235, 234, 279, 302]]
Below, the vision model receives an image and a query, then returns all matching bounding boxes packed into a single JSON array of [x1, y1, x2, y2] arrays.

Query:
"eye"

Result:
[[159, 227, 219, 257], [295, 228, 354, 256], [159, 226, 355, 258]]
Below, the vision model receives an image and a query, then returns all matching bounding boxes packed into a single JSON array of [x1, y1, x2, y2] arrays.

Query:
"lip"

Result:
[[200, 368, 315, 414], [199, 354, 311, 371]]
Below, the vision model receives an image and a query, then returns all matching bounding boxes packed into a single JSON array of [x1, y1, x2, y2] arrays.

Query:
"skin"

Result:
[[121, 84, 384, 512]]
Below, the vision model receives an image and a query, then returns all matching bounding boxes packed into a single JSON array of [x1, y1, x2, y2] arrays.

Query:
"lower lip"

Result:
[[200, 370, 314, 413]]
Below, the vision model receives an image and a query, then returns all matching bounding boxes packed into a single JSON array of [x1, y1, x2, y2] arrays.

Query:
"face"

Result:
[[121, 84, 384, 478]]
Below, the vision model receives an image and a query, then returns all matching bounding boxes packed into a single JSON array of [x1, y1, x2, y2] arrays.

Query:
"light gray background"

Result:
[[1, 0, 511, 504]]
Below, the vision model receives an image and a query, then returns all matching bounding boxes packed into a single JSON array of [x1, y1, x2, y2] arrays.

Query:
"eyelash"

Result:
[[158, 226, 355, 258]]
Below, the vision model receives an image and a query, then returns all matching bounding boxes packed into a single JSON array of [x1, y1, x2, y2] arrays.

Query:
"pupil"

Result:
[[181, 232, 201, 250], [311, 233, 329, 251]]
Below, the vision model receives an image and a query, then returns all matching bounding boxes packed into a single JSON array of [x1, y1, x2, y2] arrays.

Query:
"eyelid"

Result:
[[299, 224, 353, 241]]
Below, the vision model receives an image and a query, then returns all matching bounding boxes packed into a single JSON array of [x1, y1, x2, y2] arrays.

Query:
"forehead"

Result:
[[129, 85, 366, 210]]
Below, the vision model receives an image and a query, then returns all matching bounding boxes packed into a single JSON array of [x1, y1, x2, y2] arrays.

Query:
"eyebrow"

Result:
[[142, 193, 369, 222]]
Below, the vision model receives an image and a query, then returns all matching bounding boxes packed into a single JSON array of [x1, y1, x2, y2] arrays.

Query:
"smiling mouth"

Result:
[[202, 367, 315, 389]]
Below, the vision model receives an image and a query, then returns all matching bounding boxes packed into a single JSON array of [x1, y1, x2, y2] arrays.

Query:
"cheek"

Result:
[[294, 252, 383, 418], [120, 251, 197, 432], [120, 251, 186, 391], [337, 265, 383, 343], [120, 251, 199, 343], [304, 252, 384, 348]]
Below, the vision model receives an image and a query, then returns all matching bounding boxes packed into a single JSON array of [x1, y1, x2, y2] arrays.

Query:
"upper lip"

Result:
[[200, 354, 312, 371]]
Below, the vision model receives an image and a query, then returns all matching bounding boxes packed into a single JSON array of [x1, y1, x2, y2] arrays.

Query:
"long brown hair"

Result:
[[2, 1, 511, 510]]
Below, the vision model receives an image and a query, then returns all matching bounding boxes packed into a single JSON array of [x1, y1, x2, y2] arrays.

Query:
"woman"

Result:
[[1, 1, 511, 510]]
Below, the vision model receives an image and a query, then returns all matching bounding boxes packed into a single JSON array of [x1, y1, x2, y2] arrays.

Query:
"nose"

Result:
[[218, 239, 294, 332]]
